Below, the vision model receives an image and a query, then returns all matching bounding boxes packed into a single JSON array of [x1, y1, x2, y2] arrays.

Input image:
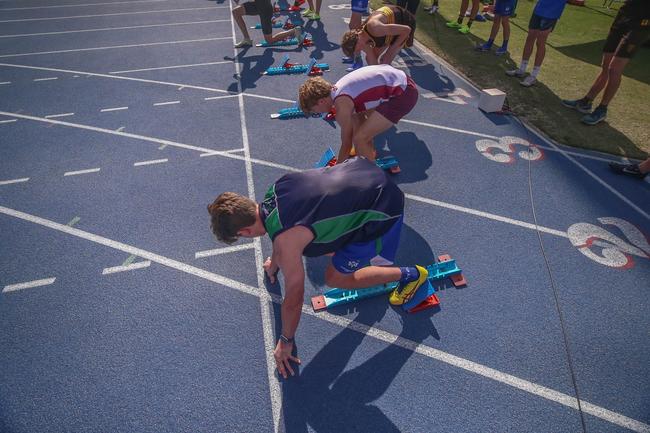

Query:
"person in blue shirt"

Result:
[[505, 0, 568, 87]]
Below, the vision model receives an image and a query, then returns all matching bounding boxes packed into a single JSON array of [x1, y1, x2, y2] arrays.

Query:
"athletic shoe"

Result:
[[505, 68, 526, 77], [426, 5, 439, 14], [458, 25, 471, 34], [389, 265, 429, 305], [581, 106, 607, 125], [495, 45, 508, 56], [474, 14, 486, 21], [308, 13, 320, 20], [475, 42, 492, 52], [608, 162, 648, 179], [234, 38, 253, 48], [446, 21, 461, 28], [301, 7, 313, 15], [342, 56, 355, 64], [561, 98, 592, 114], [346, 56, 363, 72], [520, 75, 537, 87]]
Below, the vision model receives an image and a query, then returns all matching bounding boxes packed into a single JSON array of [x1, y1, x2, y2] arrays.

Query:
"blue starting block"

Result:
[[314, 147, 400, 173], [311, 255, 465, 311], [256, 38, 298, 47], [270, 106, 321, 119], [251, 21, 284, 29], [376, 156, 400, 174], [264, 56, 329, 75]]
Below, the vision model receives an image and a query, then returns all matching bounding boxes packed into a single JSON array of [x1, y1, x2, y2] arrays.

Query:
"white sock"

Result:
[[518, 60, 529, 72], [531, 66, 541, 78]]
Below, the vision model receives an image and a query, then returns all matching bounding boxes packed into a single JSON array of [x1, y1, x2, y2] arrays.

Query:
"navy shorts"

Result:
[[494, 0, 516, 17], [529, 13, 557, 31], [332, 216, 403, 274], [603, 12, 650, 58], [351, 0, 369, 14]]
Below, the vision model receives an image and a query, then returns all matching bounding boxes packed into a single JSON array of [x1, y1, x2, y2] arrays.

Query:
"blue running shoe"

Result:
[[581, 106, 607, 125], [342, 56, 355, 64], [561, 97, 592, 114], [475, 42, 492, 52], [495, 45, 508, 56], [346, 56, 363, 72]]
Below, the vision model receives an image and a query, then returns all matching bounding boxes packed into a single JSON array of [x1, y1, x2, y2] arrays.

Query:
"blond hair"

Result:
[[298, 77, 332, 113], [341, 30, 360, 58], [207, 192, 257, 244]]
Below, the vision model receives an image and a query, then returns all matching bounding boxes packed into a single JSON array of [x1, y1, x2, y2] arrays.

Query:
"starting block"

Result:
[[314, 147, 400, 174], [376, 156, 401, 174], [270, 106, 321, 119], [264, 56, 329, 76], [311, 254, 467, 312], [256, 38, 299, 47]]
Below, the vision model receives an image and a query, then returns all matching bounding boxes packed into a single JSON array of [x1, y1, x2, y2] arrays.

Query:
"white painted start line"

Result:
[[0, 204, 647, 433], [195, 243, 256, 258], [0, 37, 233, 59], [0, 177, 29, 186], [102, 260, 152, 275], [63, 167, 101, 176], [0, 119, 17, 124], [45, 113, 74, 119], [133, 158, 168, 167], [153, 101, 180, 107], [110, 60, 233, 75], [3, 277, 56, 293], [0, 81, 11, 85], [0, 0, 169, 11], [0, 6, 227, 24], [33, 77, 58, 82], [100, 106, 128, 112], [0, 20, 231, 39]]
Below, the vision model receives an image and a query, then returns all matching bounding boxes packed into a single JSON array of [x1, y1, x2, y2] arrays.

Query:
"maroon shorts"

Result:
[[375, 77, 418, 124]]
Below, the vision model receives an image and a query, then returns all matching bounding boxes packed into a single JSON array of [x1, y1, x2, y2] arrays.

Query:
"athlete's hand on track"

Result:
[[274, 339, 301, 379], [263, 256, 279, 283]]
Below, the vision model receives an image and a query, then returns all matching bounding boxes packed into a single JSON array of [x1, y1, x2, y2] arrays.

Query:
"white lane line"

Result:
[[226, 0, 282, 428], [0, 7, 227, 23], [63, 167, 100, 176], [133, 158, 168, 166], [195, 243, 255, 258], [153, 100, 180, 106], [0, 111, 296, 172], [3, 277, 56, 293], [0, 119, 17, 124], [0, 110, 579, 237], [33, 77, 58, 82], [0, 81, 12, 84], [204, 94, 239, 101], [110, 60, 233, 74], [0, 37, 232, 59], [0, 177, 29, 186], [0, 20, 231, 39], [1, 0, 168, 11], [405, 193, 569, 238], [45, 113, 74, 119], [102, 260, 152, 275], [200, 148, 245, 157], [1, 204, 648, 433], [100, 106, 128, 112]]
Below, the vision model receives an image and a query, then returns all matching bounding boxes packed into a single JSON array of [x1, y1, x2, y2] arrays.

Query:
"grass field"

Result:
[[379, 0, 650, 158]]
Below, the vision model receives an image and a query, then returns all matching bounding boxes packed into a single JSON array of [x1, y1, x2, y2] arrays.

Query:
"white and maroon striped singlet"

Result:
[[331, 64, 409, 113]]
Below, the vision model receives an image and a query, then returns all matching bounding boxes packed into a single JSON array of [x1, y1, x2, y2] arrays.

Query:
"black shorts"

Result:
[[243, 0, 274, 35], [529, 13, 557, 31], [603, 11, 650, 58]]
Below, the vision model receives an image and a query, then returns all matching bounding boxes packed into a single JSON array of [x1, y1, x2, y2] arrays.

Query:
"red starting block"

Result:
[[325, 107, 336, 121]]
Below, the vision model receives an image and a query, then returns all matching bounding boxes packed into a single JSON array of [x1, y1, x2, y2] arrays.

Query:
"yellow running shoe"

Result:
[[389, 265, 428, 305]]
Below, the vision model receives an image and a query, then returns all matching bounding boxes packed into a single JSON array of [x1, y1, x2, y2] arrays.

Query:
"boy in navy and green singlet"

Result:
[[207, 157, 429, 379]]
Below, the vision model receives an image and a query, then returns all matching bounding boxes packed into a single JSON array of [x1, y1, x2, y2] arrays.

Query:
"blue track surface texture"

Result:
[[0, 0, 648, 432]]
